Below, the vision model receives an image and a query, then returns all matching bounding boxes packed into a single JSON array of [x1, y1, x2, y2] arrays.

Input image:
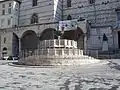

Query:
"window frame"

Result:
[[32, 0, 38, 7], [8, 8, 11, 14], [2, 9, 5, 15], [67, 0, 71, 7], [2, 4, 5, 8], [8, 18, 11, 25], [3, 37, 6, 44], [31, 13, 38, 24], [8, 3, 11, 7]]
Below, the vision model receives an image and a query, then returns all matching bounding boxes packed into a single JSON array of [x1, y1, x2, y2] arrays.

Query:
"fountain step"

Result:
[[19, 55, 99, 66]]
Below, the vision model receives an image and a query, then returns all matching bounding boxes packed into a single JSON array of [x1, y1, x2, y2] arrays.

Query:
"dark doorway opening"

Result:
[[62, 27, 84, 49], [118, 31, 120, 49], [12, 33, 19, 57], [21, 30, 38, 50]]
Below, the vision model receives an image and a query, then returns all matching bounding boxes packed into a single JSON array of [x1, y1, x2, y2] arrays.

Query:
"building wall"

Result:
[[0, 0, 19, 29], [3, 0, 120, 27], [19, 0, 63, 26], [63, 0, 120, 26], [87, 27, 113, 50], [1, 0, 120, 28], [1, 32, 13, 57]]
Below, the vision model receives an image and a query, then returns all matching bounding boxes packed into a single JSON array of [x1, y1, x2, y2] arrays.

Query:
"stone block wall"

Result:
[[63, 0, 120, 26], [19, 0, 63, 26], [19, 0, 54, 26]]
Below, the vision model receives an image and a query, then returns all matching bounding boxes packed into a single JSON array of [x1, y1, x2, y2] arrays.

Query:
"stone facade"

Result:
[[0, 0, 20, 28], [0, 0, 120, 58], [63, 0, 120, 26], [19, 0, 62, 26]]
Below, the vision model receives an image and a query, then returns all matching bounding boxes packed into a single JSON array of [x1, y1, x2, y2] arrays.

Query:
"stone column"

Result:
[[84, 33, 87, 54], [19, 38, 21, 56], [0, 34, 1, 59]]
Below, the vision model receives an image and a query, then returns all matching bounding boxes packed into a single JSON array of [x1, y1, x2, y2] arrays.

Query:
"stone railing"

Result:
[[19, 49, 100, 66], [21, 49, 83, 58], [39, 39, 77, 49]]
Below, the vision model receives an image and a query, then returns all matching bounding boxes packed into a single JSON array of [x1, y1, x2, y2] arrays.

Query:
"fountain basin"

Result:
[[18, 39, 100, 66]]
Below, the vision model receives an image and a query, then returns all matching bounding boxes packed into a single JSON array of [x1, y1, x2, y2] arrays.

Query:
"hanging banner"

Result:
[[59, 19, 78, 31]]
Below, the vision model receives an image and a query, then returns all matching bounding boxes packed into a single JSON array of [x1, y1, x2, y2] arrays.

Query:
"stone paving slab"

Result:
[[0, 60, 120, 90]]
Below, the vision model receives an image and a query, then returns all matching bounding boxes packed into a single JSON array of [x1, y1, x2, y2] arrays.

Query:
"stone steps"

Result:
[[98, 51, 120, 59], [19, 54, 99, 66]]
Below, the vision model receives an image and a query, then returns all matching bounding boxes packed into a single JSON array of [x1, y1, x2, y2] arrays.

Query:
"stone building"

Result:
[[0, 0, 120, 58]]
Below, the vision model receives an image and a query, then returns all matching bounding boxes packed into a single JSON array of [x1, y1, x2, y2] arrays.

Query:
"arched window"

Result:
[[3, 47, 7, 51], [67, 0, 71, 7], [31, 13, 38, 24], [32, 0, 37, 6], [67, 15, 72, 20], [88, 0, 95, 4]]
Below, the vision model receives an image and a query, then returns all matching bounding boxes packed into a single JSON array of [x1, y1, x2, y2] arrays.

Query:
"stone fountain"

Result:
[[18, 19, 100, 66], [18, 36, 100, 66]]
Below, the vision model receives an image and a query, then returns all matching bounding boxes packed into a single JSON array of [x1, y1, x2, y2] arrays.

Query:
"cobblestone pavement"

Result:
[[0, 60, 120, 90]]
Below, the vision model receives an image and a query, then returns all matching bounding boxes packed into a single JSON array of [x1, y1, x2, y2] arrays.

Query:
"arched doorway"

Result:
[[62, 27, 84, 49], [39, 28, 56, 40], [12, 33, 19, 57], [21, 30, 38, 50]]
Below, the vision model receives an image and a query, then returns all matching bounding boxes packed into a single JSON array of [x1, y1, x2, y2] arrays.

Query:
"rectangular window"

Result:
[[33, 0, 37, 6], [8, 19, 11, 25], [9, 3, 11, 7], [1, 19, 4, 27], [8, 8, 11, 14], [117, 12, 120, 22], [4, 37, 6, 43], [67, 0, 71, 7], [2, 10, 5, 15], [2, 4, 5, 8]]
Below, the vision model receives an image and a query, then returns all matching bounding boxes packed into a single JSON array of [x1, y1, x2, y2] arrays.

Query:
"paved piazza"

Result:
[[0, 60, 120, 90]]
